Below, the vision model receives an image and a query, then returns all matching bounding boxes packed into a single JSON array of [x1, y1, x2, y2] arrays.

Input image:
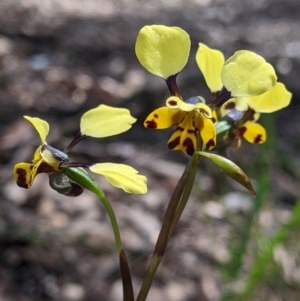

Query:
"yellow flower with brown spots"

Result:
[[144, 96, 216, 155], [14, 105, 147, 194]]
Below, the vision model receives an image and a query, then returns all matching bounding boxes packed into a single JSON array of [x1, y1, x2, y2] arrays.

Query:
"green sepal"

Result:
[[197, 151, 256, 196]]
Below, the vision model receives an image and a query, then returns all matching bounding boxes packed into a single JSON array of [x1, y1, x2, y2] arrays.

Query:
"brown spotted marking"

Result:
[[254, 134, 263, 143], [200, 108, 211, 118], [16, 168, 29, 188], [206, 138, 216, 150], [168, 136, 180, 150], [154, 114, 158, 118], [187, 128, 195, 134], [183, 137, 195, 156], [224, 102, 235, 110], [38, 162, 57, 173], [167, 100, 177, 107], [145, 119, 157, 128]]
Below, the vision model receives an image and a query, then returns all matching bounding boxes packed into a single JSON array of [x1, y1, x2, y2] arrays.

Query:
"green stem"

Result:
[[136, 153, 199, 301], [63, 168, 134, 301], [168, 153, 200, 240]]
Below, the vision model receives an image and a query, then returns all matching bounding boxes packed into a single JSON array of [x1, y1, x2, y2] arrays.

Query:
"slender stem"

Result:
[[165, 74, 182, 97], [64, 132, 87, 153], [136, 153, 199, 301], [168, 153, 200, 240], [87, 185, 134, 301], [92, 186, 123, 252], [63, 168, 134, 301]]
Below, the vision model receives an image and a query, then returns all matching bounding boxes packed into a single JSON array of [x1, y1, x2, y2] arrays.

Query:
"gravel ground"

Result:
[[1, 0, 300, 300]]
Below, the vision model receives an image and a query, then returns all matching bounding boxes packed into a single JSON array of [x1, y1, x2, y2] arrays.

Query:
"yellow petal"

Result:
[[166, 96, 195, 112], [24, 116, 49, 143], [33, 145, 43, 163], [144, 106, 185, 129], [80, 105, 136, 138], [166, 96, 212, 117], [194, 115, 216, 150], [246, 82, 292, 113], [221, 50, 277, 97], [14, 160, 43, 188], [135, 25, 191, 78], [89, 163, 147, 194], [222, 98, 249, 112], [238, 123, 266, 144], [167, 114, 197, 156], [14, 162, 33, 188], [196, 43, 225, 93]]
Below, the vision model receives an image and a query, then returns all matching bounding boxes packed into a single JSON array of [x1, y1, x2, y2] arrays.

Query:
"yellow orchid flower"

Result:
[[137, 25, 291, 155], [196, 43, 291, 147], [215, 82, 291, 146], [136, 26, 216, 155], [144, 96, 216, 155], [213, 107, 267, 147], [196, 43, 278, 105], [13, 105, 147, 194]]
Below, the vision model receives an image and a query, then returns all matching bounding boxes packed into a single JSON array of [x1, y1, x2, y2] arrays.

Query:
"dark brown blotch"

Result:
[[254, 134, 263, 143], [145, 119, 157, 128], [187, 128, 195, 134], [167, 100, 177, 106], [168, 136, 180, 150], [200, 108, 210, 117], [224, 102, 235, 110], [183, 138, 195, 156], [16, 168, 29, 188], [206, 138, 216, 150]]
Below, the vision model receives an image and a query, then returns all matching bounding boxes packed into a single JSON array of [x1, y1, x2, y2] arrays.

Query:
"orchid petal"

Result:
[[166, 96, 212, 118], [222, 98, 249, 112], [14, 160, 43, 188], [135, 25, 191, 79], [89, 163, 147, 194], [194, 115, 216, 150], [166, 96, 195, 112], [222, 50, 277, 97], [246, 82, 292, 113], [144, 106, 185, 129], [238, 123, 266, 144], [196, 43, 225, 93], [24, 116, 49, 143], [80, 105, 136, 138], [167, 115, 197, 156]]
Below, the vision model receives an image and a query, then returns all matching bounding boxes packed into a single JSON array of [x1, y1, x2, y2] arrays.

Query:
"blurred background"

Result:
[[1, 0, 300, 300]]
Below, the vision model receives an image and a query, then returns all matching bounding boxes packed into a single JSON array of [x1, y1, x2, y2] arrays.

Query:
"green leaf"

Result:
[[197, 151, 256, 196]]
